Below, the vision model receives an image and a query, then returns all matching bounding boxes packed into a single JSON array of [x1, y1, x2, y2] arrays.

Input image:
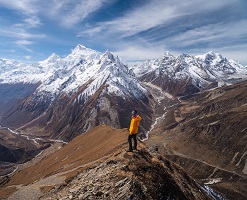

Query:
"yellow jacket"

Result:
[[129, 115, 142, 135]]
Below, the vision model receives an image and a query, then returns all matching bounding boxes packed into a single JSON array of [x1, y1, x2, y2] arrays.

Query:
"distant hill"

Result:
[[146, 80, 247, 199]]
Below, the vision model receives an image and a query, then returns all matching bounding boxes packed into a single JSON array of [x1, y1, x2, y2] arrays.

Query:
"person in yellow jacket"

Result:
[[127, 110, 142, 152]]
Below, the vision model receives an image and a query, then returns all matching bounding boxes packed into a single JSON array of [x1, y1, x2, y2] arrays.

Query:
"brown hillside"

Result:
[[0, 125, 216, 200], [146, 80, 247, 199], [5, 125, 127, 186]]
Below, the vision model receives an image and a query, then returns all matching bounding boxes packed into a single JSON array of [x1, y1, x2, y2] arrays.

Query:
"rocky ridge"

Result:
[[0, 125, 222, 200], [132, 51, 247, 96]]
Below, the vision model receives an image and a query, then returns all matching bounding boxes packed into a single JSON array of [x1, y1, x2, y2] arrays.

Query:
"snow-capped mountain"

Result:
[[36, 45, 147, 101], [0, 45, 152, 141], [0, 58, 49, 84], [1, 45, 247, 140], [0, 58, 26, 73], [1, 45, 147, 100], [132, 51, 247, 95]]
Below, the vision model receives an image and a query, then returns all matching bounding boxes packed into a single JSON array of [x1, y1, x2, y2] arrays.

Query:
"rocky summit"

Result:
[[0, 125, 222, 200]]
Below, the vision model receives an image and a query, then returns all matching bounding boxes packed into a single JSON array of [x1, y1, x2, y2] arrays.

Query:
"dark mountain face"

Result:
[[140, 72, 200, 96], [0, 83, 39, 117], [0, 80, 152, 142]]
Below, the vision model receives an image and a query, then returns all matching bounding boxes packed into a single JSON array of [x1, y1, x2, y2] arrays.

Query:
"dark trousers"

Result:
[[128, 134, 137, 150]]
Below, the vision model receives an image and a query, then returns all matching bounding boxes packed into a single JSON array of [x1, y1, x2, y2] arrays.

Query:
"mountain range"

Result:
[[0, 44, 247, 199], [0, 45, 153, 142], [1, 45, 247, 140]]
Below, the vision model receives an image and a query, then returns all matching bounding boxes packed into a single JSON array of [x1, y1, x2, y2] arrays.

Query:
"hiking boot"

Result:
[[126, 149, 133, 152]]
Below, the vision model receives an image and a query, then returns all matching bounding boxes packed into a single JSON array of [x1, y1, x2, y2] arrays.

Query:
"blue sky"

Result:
[[0, 0, 247, 65]]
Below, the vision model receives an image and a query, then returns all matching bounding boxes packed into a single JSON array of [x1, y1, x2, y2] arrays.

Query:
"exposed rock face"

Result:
[[40, 149, 213, 200], [2, 88, 152, 141], [0, 48, 152, 142], [0, 125, 220, 200]]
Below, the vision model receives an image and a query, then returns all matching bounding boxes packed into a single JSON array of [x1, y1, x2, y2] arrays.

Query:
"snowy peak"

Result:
[[197, 51, 223, 62], [74, 44, 87, 50], [73, 49, 147, 102], [42, 53, 61, 63], [196, 51, 226, 67], [38, 53, 61, 68], [100, 50, 124, 68], [1, 46, 247, 98], [163, 51, 175, 58], [30, 45, 148, 103], [196, 51, 237, 74], [0, 58, 26, 73], [102, 49, 115, 61], [70, 44, 100, 58], [133, 51, 247, 92]]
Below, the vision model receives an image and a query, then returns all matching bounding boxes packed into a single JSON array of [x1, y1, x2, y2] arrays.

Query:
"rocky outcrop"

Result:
[[0, 125, 219, 200], [39, 148, 214, 200]]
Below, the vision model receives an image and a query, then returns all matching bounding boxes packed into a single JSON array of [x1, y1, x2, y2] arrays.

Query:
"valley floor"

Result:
[[144, 83, 247, 200]]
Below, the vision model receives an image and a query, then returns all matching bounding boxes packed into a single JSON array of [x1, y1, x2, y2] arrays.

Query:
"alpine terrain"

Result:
[[0, 125, 224, 200], [0, 44, 247, 199]]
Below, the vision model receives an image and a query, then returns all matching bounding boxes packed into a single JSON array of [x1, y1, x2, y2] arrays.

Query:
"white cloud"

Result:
[[0, 0, 246, 65], [80, 0, 240, 39], [15, 39, 33, 52], [24, 55, 32, 60], [6, 25, 46, 40], [102, 6, 175, 38], [24, 17, 42, 28], [41, 0, 111, 27], [16, 39, 33, 46], [0, 0, 37, 14], [62, 0, 108, 27], [81, 1, 178, 38], [0, 25, 45, 40], [0, 14, 46, 52], [165, 19, 247, 49], [113, 42, 167, 61], [0, 0, 110, 28]]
